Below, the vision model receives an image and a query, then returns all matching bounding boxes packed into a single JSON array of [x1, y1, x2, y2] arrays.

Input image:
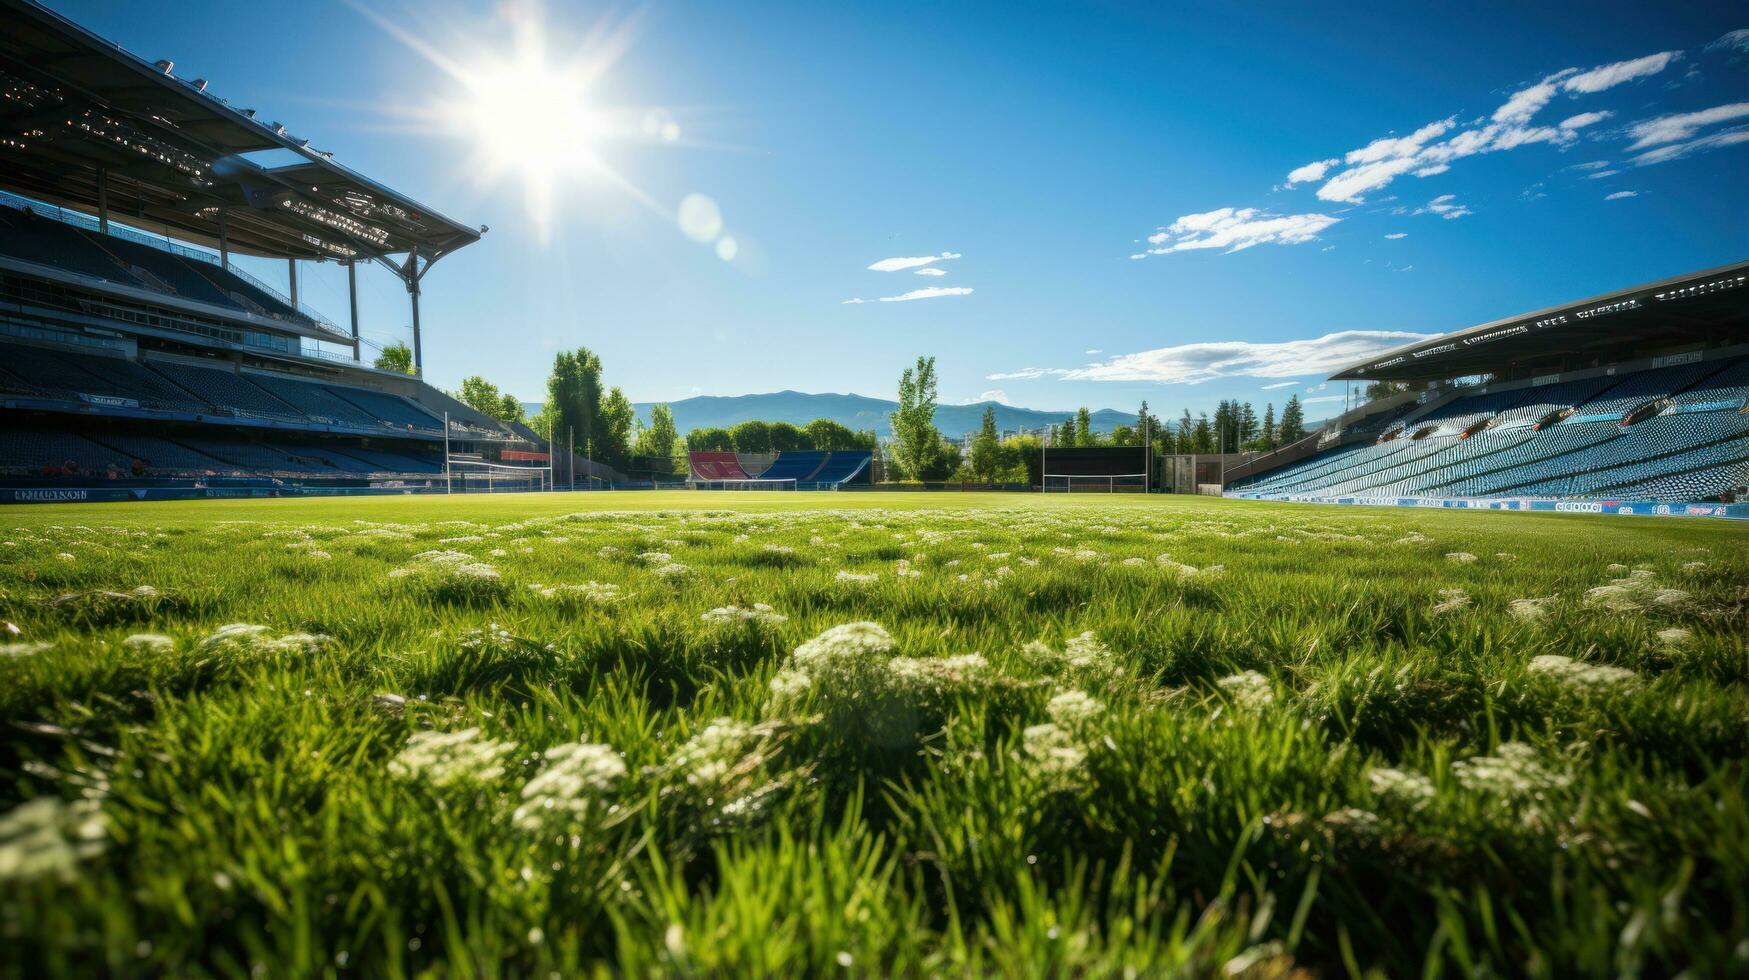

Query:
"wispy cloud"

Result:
[[1625, 102, 1749, 149], [1571, 160, 1612, 171], [913, 267, 947, 277], [841, 298, 867, 305], [867, 252, 961, 272], [1260, 381, 1300, 390], [1709, 29, 1749, 53], [1132, 207, 1340, 258], [1630, 125, 1749, 164], [1085, 349, 1102, 354], [1605, 190, 1639, 200], [1585, 169, 1621, 178], [1298, 49, 1679, 204], [880, 286, 973, 302], [1411, 193, 1472, 219], [1384, 232, 1408, 240], [989, 330, 1432, 385]]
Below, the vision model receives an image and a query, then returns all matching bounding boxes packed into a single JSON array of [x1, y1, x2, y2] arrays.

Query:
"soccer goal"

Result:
[[445, 456, 554, 494], [693, 478, 798, 491], [1044, 473, 1149, 493]]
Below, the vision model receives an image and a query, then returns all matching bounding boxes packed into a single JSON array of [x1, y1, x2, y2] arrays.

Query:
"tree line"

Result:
[[445, 347, 1319, 481]]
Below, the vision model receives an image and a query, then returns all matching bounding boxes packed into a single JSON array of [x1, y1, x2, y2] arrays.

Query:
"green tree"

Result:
[[374, 340, 415, 375], [729, 420, 774, 453], [687, 427, 734, 452], [969, 405, 1000, 481], [1074, 407, 1095, 447], [1109, 423, 1135, 446], [456, 376, 524, 423], [536, 348, 604, 458], [1260, 402, 1277, 451], [1193, 413, 1214, 454], [635, 404, 680, 461], [889, 356, 942, 480], [1280, 394, 1306, 444], [1178, 409, 1195, 454], [1240, 402, 1258, 445], [1135, 400, 1161, 452], [769, 422, 809, 452], [596, 387, 635, 468], [803, 418, 867, 451]]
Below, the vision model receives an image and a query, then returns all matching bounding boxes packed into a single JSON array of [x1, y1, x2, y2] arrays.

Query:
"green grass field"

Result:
[[2, 492, 1745, 977]]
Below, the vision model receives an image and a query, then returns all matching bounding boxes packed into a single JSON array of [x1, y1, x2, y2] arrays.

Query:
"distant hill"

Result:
[[526, 391, 1137, 438]]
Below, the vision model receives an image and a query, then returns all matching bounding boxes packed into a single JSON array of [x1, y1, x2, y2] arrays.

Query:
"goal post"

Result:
[[1043, 473, 1149, 493], [445, 456, 554, 494], [691, 478, 799, 491]]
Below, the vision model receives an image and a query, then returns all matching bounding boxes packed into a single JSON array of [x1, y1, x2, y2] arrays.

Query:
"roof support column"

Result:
[[348, 259, 360, 361], [95, 168, 109, 234], [407, 248, 423, 375], [287, 258, 299, 310], [217, 208, 229, 270]]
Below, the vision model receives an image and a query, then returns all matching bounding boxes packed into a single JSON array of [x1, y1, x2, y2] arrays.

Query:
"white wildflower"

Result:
[[513, 741, 626, 830], [528, 581, 623, 604], [701, 603, 787, 626], [1430, 588, 1471, 616], [1218, 670, 1276, 709], [1507, 597, 1552, 623], [388, 728, 517, 787], [1046, 690, 1104, 732], [0, 797, 107, 883], [1655, 627, 1694, 648], [1527, 654, 1638, 690], [1451, 742, 1568, 796], [0, 641, 52, 658], [1022, 723, 1088, 782], [835, 570, 879, 585], [1369, 767, 1436, 809], [1444, 552, 1477, 563]]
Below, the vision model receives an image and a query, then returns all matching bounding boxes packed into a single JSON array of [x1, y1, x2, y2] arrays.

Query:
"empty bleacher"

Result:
[[689, 451, 753, 481], [1, 200, 310, 324], [1232, 358, 1749, 503], [808, 451, 873, 485], [757, 450, 829, 482]]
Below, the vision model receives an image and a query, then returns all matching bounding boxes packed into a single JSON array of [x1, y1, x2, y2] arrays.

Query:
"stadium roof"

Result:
[[0, 0, 481, 267], [1334, 260, 1749, 382]]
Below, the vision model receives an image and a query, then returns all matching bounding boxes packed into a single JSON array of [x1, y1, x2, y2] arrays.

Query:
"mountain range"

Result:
[[524, 391, 1138, 438]]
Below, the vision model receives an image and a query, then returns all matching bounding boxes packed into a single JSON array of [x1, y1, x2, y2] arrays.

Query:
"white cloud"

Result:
[[1625, 103, 1749, 149], [989, 330, 1434, 385], [1630, 125, 1749, 165], [1134, 207, 1340, 257], [879, 286, 973, 302], [1561, 52, 1679, 94], [1298, 49, 1680, 204], [1708, 29, 1749, 53], [913, 267, 948, 277], [1085, 349, 1102, 354], [1559, 111, 1611, 130], [1384, 232, 1408, 240], [841, 298, 867, 305], [977, 390, 1010, 404], [1260, 381, 1300, 390], [1585, 169, 1620, 179], [1414, 194, 1472, 219], [1605, 191, 1638, 200], [1285, 158, 1339, 185], [867, 252, 962, 272], [1571, 160, 1612, 171]]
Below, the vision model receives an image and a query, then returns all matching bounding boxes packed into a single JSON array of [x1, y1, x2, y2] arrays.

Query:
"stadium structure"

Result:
[[687, 449, 873, 490], [1224, 261, 1749, 518], [0, 0, 628, 502]]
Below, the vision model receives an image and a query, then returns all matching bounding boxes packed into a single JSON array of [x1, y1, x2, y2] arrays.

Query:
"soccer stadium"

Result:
[[2, 2, 1747, 977]]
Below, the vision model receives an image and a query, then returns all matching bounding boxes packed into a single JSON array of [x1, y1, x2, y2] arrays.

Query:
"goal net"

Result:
[[1043, 473, 1149, 493], [693, 478, 798, 491], [446, 457, 553, 494]]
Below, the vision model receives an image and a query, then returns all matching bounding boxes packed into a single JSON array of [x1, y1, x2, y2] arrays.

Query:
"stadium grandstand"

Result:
[[1226, 261, 1749, 517], [0, 0, 614, 501], [688, 449, 873, 490]]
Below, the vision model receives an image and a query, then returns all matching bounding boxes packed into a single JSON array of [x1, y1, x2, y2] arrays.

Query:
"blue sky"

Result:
[[51, 0, 1749, 419]]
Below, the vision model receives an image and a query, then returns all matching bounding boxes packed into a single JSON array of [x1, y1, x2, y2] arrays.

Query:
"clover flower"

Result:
[[1451, 742, 1568, 796], [513, 741, 626, 830], [1527, 654, 1638, 690], [1217, 670, 1276, 709], [701, 603, 787, 626]]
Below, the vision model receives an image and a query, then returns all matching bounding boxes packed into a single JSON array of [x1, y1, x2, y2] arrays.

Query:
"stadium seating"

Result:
[[689, 451, 752, 480], [1232, 358, 1749, 502], [0, 427, 130, 475], [0, 343, 206, 411], [325, 385, 443, 432], [757, 450, 829, 482], [808, 451, 873, 485], [1, 202, 311, 323], [143, 359, 309, 421]]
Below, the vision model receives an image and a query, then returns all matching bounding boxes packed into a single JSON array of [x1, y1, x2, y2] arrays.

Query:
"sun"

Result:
[[447, 30, 605, 192]]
